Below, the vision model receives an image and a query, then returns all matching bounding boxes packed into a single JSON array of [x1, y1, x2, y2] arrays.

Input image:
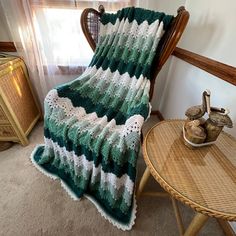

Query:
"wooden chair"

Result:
[[81, 5, 189, 121]]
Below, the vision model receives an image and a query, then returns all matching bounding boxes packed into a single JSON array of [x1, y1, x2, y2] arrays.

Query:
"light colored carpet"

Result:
[[0, 117, 224, 236]]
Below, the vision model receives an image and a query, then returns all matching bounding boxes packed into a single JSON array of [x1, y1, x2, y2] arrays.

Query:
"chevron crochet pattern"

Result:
[[31, 7, 173, 230]]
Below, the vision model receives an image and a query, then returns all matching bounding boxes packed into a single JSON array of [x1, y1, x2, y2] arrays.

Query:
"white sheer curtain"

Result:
[[0, 0, 134, 106]]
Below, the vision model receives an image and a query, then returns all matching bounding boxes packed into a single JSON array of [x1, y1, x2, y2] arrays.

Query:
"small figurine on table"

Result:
[[205, 108, 233, 142], [183, 90, 233, 147]]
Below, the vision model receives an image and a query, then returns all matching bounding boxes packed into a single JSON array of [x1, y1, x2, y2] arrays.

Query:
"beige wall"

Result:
[[154, 1, 236, 231], [158, 0, 236, 139], [0, 3, 11, 41], [139, 0, 187, 110], [136, 0, 185, 14]]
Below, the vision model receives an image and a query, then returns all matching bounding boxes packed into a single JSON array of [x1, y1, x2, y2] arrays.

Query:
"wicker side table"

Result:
[[0, 57, 41, 148], [137, 120, 236, 236]]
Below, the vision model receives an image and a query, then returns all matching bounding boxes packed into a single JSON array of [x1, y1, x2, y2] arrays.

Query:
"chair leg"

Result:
[[136, 167, 151, 199]]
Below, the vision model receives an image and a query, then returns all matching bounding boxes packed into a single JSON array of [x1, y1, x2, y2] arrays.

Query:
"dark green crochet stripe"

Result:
[[89, 53, 153, 80], [68, 76, 150, 117], [94, 36, 157, 67], [95, 8, 174, 80], [56, 84, 150, 124], [88, 181, 133, 223], [43, 114, 138, 167], [34, 146, 84, 197], [57, 84, 125, 124], [44, 126, 137, 182], [33, 146, 133, 224], [101, 7, 173, 30], [51, 152, 133, 207], [71, 79, 131, 113], [45, 147, 132, 212]]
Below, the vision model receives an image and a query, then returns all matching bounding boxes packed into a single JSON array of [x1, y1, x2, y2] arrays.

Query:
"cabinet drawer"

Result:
[[0, 125, 16, 138]]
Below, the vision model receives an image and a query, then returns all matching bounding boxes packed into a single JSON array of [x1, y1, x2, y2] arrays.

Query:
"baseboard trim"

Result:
[[151, 110, 165, 121]]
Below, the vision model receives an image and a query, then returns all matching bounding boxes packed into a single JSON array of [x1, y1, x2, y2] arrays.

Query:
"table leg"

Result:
[[172, 198, 185, 236], [184, 212, 209, 236], [136, 167, 151, 199]]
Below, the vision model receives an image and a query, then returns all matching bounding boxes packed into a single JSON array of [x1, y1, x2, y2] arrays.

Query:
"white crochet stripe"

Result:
[[76, 66, 151, 99], [46, 66, 151, 120], [45, 89, 145, 139], [99, 18, 162, 39], [99, 20, 164, 55], [30, 145, 137, 231], [31, 145, 137, 231], [45, 138, 134, 195]]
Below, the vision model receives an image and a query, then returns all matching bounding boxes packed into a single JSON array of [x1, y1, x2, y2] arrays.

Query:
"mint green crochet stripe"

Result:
[[99, 35, 158, 58], [64, 66, 150, 114], [44, 117, 138, 167], [91, 42, 157, 68], [69, 80, 149, 116], [54, 87, 149, 126], [43, 112, 138, 167], [34, 146, 132, 223], [96, 33, 159, 59], [57, 83, 150, 124], [43, 149, 132, 205], [45, 146, 132, 210], [90, 36, 159, 72], [90, 182, 131, 214]]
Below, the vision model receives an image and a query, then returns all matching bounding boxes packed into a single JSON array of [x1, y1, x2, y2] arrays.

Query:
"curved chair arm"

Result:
[[80, 5, 105, 51]]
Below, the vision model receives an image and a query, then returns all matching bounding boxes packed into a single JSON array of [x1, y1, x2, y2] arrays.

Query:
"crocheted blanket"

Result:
[[31, 7, 173, 230]]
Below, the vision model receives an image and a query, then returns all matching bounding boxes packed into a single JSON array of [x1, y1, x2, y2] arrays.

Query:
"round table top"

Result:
[[143, 120, 236, 221]]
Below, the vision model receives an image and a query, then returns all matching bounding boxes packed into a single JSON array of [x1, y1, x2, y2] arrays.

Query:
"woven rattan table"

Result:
[[137, 120, 236, 236]]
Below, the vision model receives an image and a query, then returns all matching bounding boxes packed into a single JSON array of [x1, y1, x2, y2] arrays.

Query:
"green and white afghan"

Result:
[[31, 7, 173, 230]]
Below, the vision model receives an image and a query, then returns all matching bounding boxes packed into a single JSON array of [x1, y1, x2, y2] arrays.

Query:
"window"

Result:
[[34, 7, 93, 67], [30, 0, 133, 74]]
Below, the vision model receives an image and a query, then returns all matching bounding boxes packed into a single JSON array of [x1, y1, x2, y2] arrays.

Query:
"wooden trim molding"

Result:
[[0, 42, 17, 52], [151, 110, 165, 121], [173, 47, 236, 86]]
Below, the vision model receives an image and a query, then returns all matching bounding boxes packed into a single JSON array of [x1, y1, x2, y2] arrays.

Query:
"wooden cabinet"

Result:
[[0, 56, 41, 146]]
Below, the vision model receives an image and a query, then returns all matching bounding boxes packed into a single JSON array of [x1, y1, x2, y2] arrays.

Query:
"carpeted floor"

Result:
[[0, 117, 225, 236]]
